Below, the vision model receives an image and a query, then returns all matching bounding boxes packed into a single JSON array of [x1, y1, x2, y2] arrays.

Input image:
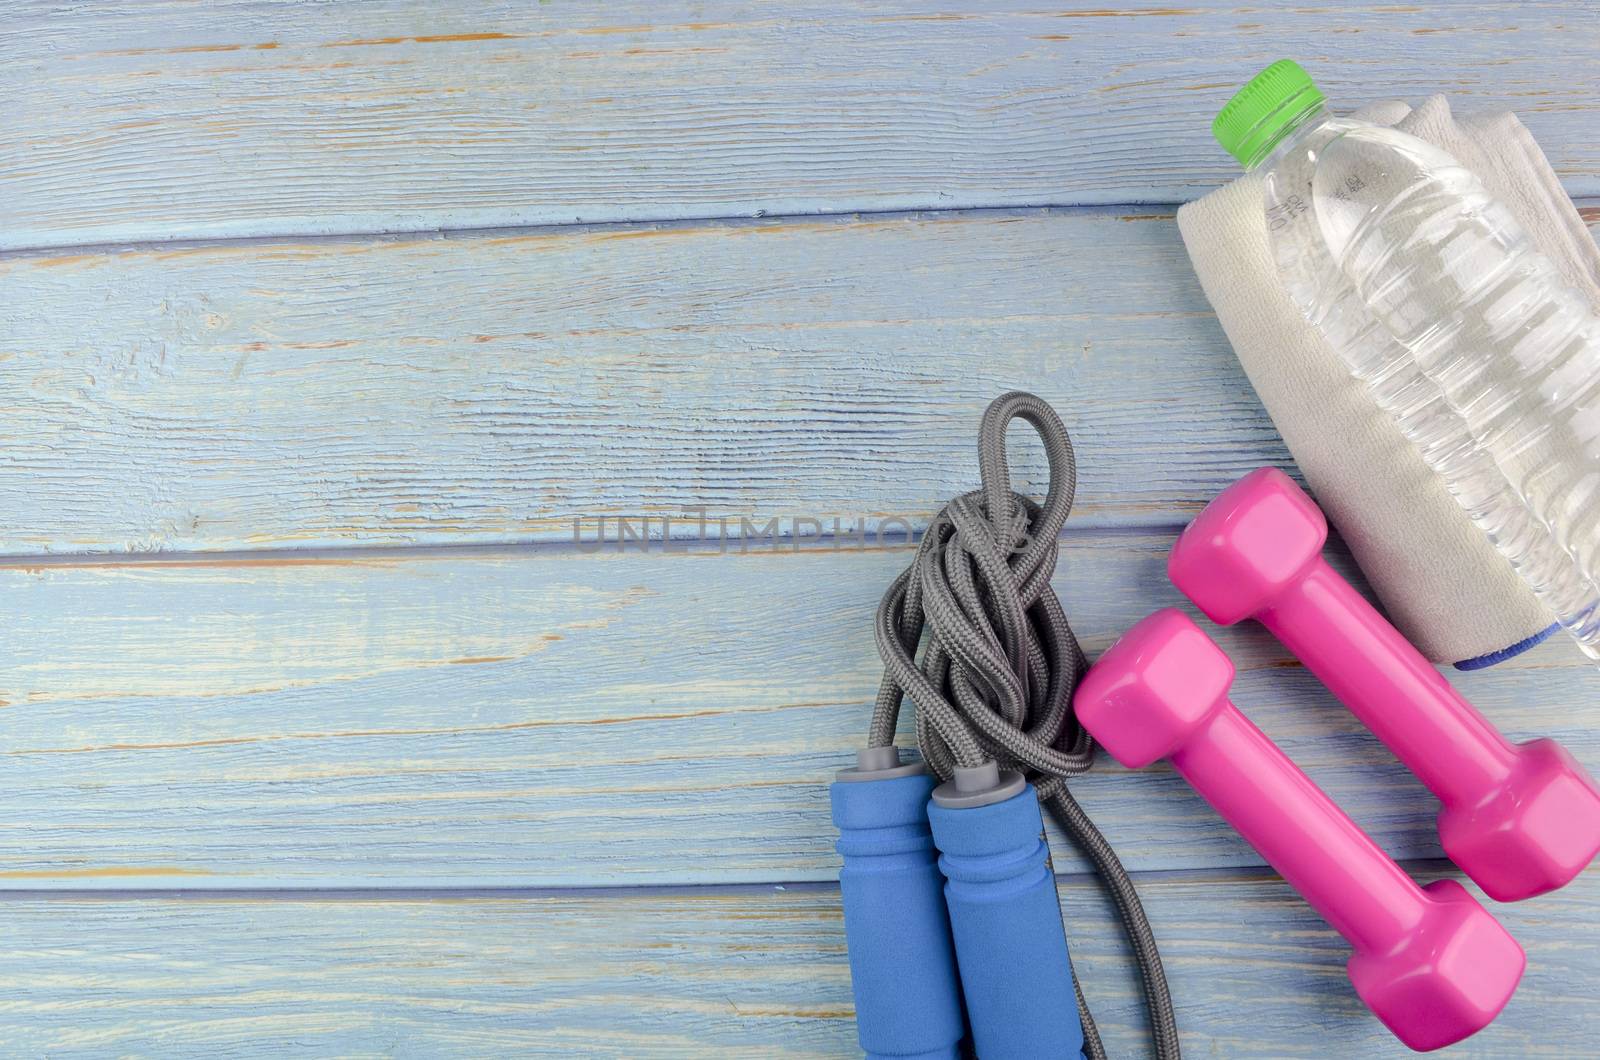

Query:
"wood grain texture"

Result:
[[5, 1, 1599, 249], [1, 533, 1593, 888], [1, 868, 1594, 1057], [0, 208, 1301, 554]]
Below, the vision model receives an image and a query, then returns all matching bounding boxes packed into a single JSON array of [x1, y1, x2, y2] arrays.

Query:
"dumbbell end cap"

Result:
[[1349, 879, 1524, 1052], [1074, 609, 1232, 768], [1169, 467, 1327, 625], [1439, 738, 1600, 901]]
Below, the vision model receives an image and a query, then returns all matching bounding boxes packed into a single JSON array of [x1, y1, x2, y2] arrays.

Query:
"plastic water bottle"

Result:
[[1214, 60, 1600, 658]]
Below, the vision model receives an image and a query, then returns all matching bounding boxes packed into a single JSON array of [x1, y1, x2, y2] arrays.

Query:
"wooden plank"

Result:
[[1, 533, 1593, 888], [5, 1, 1598, 249], [0, 867, 1594, 1057], [0, 208, 1299, 554], [6, 207, 1594, 557]]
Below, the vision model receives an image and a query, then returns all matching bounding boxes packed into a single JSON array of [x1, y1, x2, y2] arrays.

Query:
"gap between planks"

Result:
[[1, 198, 1594, 263], [0, 519, 1171, 571], [0, 202, 1174, 261], [0, 858, 1460, 902]]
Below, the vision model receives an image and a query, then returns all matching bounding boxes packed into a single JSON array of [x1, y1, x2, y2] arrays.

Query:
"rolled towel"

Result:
[[1178, 96, 1600, 667]]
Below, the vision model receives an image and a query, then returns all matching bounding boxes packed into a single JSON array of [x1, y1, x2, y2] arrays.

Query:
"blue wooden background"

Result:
[[1, 2, 1597, 1055]]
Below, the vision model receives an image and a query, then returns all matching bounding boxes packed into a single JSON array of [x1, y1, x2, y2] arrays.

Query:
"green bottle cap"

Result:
[[1212, 60, 1325, 168]]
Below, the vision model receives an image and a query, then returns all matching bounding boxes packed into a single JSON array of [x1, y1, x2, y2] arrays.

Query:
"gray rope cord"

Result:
[[869, 391, 1180, 1060]]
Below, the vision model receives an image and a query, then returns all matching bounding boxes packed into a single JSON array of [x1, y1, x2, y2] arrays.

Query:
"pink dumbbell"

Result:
[[1076, 609, 1525, 1052], [1169, 467, 1600, 902]]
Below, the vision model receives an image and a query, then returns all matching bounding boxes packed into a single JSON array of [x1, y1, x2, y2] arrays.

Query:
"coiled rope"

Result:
[[868, 390, 1181, 1059]]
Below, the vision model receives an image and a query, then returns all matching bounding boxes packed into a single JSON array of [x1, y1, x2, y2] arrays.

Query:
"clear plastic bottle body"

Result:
[[1256, 108, 1600, 656]]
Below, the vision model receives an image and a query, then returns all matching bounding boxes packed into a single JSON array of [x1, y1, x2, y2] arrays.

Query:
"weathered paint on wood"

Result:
[[0, 868, 1593, 1057], [6, 2, 1599, 1052], [0, 534, 1593, 888], [0, 208, 1303, 553], [5, 1, 1599, 249]]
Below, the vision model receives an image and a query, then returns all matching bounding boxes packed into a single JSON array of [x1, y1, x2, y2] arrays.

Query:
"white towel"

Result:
[[1178, 96, 1600, 667]]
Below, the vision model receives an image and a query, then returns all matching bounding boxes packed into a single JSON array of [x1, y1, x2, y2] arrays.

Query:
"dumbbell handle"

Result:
[[1262, 557, 1519, 807], [1173, 695, 1431, 956]]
